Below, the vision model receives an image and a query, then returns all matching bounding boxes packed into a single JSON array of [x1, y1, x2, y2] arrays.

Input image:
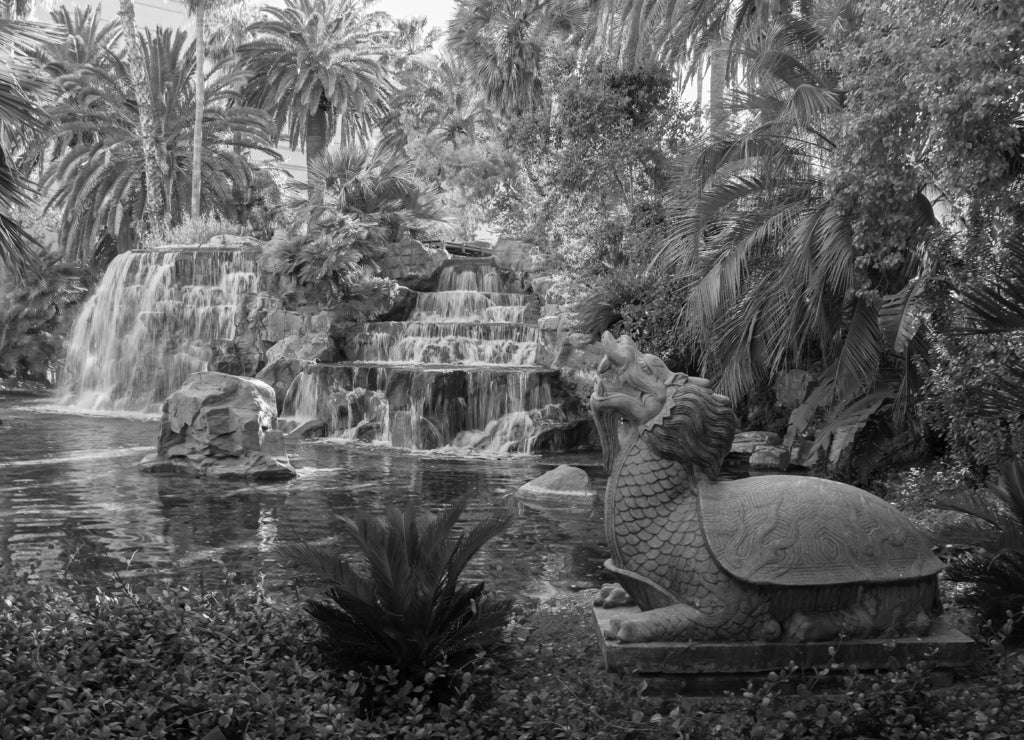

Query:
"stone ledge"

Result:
[[592, 605, 976, 694]]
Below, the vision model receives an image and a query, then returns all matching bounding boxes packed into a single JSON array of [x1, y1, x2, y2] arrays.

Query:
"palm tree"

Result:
[[304, 143, 443, 238], [383, 50, 492, 154], [587, 0, 830, 122], [39, 28, 277, 263], [447, 0, 570, 118], [0, 19, 60, 279], [238, 0, 394, 207], [184, 0, 210, 221], [34, 5, 122, 78], [117, 0, 167, 237]]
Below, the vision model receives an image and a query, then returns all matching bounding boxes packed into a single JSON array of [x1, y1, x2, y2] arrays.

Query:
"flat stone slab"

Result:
[[593, 605, 976, 694]]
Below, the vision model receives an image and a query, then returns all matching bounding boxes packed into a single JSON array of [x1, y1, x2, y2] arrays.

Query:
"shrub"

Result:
[[920, 332, 1024, 478], [278, 500, 514, 691], [139, 215, 250, 249]]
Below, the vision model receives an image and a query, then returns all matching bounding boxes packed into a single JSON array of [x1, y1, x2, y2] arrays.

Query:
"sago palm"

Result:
[[277, 499, 514, 680], [934, 461, 1024, 633], [39, 28, 277, 263]]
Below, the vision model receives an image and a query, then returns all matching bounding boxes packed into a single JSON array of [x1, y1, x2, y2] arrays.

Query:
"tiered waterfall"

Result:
[[60, 248, 258, 412], [282, 259, 566, 452]]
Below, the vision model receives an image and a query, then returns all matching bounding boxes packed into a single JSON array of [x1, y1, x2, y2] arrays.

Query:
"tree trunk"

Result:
[[190, 0, 206, 220], [118, 0, 167, 240], [707, 35, 728, 131], [306, 105, 328, 214]]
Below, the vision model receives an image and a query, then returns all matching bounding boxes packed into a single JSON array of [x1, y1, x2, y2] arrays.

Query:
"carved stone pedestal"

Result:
[[593, 605, 976, 696]]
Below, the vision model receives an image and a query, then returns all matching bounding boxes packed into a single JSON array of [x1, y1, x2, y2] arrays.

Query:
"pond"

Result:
[[0, 395, 609, 599]]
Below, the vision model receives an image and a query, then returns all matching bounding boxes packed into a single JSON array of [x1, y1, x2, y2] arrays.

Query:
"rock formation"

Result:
[[140, 372, 296, 480]]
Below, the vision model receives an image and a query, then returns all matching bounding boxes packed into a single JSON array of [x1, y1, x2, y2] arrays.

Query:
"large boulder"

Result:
[[140, 372, 296, 480]]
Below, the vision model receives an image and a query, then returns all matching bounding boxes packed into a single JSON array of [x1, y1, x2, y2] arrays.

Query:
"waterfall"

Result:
[[60, 248, 258, 412], [283, 260, 564, 453]]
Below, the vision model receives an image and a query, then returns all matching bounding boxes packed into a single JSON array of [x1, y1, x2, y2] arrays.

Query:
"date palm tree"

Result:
[[238, 0, 394, 207], [40, 28, 277, 263], [117, 0, 167, 237], [184, 0, 210, 221]]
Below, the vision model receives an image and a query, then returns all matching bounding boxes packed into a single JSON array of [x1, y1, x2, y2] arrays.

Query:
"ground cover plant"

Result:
[[2, 565, 1023, 740]]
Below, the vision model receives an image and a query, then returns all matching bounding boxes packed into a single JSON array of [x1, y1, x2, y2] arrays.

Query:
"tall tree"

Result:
[[117, 0, 167, 237], [184, 0, 209, 220], [238, 0, 393, 208]]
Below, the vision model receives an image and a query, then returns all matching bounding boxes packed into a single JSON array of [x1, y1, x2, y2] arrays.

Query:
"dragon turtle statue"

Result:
[[590, 332, 943, 644]]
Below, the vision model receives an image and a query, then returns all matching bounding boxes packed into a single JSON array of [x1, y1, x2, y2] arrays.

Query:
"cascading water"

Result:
[[282, 259, 566, 453], [60, 248, 258, 412]]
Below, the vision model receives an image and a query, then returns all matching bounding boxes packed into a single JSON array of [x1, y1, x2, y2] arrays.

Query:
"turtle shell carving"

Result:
[[698, 477, 943, 587]]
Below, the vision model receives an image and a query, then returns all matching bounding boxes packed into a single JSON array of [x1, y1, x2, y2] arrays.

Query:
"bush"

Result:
[[920, 332, 1024, 478], [139, 216, 250, 249]]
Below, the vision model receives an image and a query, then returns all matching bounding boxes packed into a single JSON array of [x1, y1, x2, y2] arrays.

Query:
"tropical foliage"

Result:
[[0, 19, 60, 278], [447, 0, 578, 118], [277, 500, 513, 686], [935, 461, 1024, 634], [0, 258, 89, 381], [266, 142, 439, 311], [37, 28, 277, 263]]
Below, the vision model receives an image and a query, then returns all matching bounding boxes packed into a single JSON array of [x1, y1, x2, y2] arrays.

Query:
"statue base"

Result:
[[592, 605, 976, 696]]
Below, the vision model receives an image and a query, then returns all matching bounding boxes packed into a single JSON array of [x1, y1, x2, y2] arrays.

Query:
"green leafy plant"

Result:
[[278, 500, 514, 686], [934, 461, 1024, 633]]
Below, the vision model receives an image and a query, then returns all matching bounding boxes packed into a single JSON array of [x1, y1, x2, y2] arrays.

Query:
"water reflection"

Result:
[[0, 397, 609, 598]]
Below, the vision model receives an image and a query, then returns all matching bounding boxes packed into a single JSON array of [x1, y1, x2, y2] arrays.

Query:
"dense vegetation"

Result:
[[2, 0, 1024, 733], [3, 0, 1021, 477]]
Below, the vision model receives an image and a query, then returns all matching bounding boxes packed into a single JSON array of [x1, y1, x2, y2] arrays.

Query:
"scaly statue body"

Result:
[[590, 332, 942, 643]]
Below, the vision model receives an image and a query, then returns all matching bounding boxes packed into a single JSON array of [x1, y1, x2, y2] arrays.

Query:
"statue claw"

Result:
[[594, 583, 633, 608]]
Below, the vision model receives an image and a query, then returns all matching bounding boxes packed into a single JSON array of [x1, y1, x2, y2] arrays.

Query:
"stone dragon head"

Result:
[[590, 331, 738, 479]]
